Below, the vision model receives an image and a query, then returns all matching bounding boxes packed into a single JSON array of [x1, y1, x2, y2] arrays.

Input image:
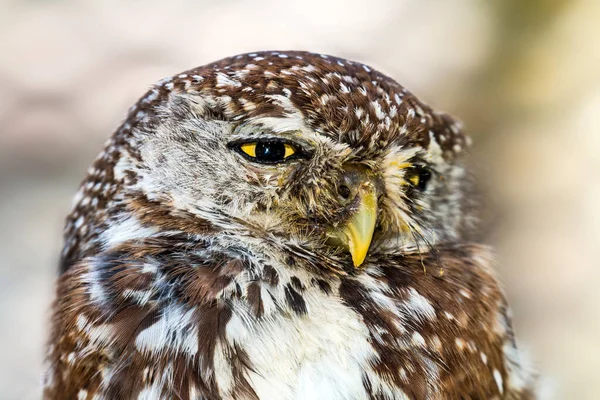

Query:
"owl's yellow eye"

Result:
[[234, 140, 299, 163], [406, 166, 432, 191], [240, 143, 258, 158]]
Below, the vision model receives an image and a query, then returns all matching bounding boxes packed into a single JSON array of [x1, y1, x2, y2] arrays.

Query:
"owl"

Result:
[[44, 51, 537, 399]]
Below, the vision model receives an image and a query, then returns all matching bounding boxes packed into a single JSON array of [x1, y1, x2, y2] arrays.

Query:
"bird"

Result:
[[43, 51, 537, 399]]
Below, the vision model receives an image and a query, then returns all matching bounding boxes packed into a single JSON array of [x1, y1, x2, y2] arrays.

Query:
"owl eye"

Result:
[[233, 140, 299, 164], [406, 166, 432, 191]]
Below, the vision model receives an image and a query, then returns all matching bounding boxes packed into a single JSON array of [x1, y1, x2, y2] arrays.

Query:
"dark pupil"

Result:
[[255, 141, 286, 162], [415, 167, 431, 191]]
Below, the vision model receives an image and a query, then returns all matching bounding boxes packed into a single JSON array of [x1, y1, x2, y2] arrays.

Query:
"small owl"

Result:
[[44, 51, 536, 399]]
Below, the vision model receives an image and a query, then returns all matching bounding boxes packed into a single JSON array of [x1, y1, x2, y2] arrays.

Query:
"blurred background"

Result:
[[0, 0, 598, 398]]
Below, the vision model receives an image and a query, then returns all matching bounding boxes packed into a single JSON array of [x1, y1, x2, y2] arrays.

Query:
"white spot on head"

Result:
[[451, 122, 462, 134], [74, 216, 84, 229], [216, 72, 242, 88], [467, 340, 477, 353], [444, 311, 454, 320], [143, 89, 160, 103], [156, 76, 172, 86], [389, 105, 397, 118], [371, 101, 385, 120]]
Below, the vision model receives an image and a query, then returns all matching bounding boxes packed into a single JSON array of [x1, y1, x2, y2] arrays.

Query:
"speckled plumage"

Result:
[[45, 51, 536, 399]]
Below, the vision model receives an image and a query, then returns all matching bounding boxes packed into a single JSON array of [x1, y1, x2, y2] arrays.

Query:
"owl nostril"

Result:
[[338, 185, 352, 200]]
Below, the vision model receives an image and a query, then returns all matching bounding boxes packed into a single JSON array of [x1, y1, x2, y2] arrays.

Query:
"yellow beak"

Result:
[[329, 181, 378, 267]]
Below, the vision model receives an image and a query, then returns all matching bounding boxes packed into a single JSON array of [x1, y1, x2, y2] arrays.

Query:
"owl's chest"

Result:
[[217, 284, 375, 400]]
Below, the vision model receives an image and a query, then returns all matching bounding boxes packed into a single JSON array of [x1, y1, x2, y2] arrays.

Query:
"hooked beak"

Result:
[[327, 169, 380, 267], [342, 182, 378, 266]]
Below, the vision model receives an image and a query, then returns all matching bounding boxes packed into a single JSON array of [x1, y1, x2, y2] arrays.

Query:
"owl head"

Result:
[[62, 51, 475, 275]]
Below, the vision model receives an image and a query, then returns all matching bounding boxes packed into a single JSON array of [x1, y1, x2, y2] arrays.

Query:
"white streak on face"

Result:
[[249, 115, 307, 134]]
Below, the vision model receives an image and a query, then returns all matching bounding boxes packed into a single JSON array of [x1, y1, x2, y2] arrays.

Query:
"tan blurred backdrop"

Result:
[[1, 0, 598, 398]]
